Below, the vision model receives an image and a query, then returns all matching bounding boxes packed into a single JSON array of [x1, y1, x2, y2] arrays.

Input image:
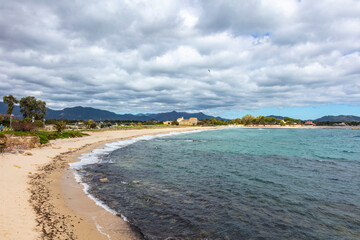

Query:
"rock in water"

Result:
[[99, 177, 109, 182]]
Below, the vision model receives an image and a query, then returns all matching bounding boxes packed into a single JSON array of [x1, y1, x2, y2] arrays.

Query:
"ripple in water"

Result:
[[76, 128, 360, 239]]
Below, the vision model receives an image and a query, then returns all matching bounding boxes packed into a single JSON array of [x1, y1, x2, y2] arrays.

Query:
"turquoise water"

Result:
[[80, 128, 360, 239]]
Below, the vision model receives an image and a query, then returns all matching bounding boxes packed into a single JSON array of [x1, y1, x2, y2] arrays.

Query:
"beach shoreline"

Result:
[[0, 126, 224, 240], [0, 124, 331, 240]]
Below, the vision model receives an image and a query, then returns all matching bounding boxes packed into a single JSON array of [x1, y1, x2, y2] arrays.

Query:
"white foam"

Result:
[[69, 129, 217, 221], [70, 129, 210, 170], [71, 170, 119, 216], [92, 217, 112, 240]]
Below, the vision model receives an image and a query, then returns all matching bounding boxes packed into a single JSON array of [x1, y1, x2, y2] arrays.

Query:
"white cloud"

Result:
[[0, 0, 359, 115]]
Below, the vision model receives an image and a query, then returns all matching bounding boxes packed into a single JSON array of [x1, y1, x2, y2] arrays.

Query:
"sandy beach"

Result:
[[0, 126, 223, 240]]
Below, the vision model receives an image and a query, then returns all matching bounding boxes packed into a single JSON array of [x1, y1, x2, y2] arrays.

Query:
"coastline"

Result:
[[0, 126, 223, 240], [0, 124, 331, 239]]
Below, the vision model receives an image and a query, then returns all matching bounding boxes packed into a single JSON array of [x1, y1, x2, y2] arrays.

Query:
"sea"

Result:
[[70, 128, 360, 240]]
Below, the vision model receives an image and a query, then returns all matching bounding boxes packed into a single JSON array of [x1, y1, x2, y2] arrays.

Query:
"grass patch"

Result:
[[2, 130, 88, 144]]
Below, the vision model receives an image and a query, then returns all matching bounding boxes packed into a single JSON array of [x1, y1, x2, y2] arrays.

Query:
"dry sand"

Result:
[[0, 126, 222, 240]]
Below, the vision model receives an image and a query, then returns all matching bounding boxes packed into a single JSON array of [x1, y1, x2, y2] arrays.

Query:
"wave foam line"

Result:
[[70, 129, 212, 169], [69, 128, 217, 222]]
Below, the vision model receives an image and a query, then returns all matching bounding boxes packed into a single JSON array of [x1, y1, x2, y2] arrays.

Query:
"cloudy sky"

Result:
[[1, 0, 360, 119]]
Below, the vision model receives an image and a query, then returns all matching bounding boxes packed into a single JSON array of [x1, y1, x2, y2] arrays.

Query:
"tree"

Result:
[[284, 117, 301, 125], [232, 118, 242, 125], [3, 95, 19, 115], [255, 115, 266, 125], [264, 117, 281, 125], [204, 118, 227, 125], [19, 96, 47, 120], [85, 120, 93, 128], [241, 114, 255, 125], [54, 121, 66, 132]]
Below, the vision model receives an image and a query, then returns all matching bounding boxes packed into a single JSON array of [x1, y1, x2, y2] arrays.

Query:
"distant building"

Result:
[[334, 122, 347, 126], [163, 117, 198, 126], [178, 117, 198, 126], [304, 120, 316, 126]]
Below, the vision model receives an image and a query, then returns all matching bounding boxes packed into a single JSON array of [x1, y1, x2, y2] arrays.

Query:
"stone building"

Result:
[[178, 117, 198, 126]]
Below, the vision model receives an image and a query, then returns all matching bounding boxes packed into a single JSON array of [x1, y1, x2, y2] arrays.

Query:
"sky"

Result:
[[0, 0, 360, 120]]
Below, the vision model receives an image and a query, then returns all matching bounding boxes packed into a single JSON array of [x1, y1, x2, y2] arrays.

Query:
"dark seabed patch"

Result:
[[76, 129, 360, 239]]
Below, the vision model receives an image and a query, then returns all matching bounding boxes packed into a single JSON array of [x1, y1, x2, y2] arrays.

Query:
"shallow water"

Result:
[[76, 128, 360, 239]]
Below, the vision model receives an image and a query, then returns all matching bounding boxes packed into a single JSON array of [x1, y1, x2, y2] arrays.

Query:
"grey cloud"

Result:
[[196, 1, 281, 36], [0, 0, 359, 115]]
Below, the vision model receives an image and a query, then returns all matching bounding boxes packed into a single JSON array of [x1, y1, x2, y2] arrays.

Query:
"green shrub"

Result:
[[12, 121, 38, 131], [55, 121, 66, 132], [34, 120, 44, 128], [47, 132, 60, 140]]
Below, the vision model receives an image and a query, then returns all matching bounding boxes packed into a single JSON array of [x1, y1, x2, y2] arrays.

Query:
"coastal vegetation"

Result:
[[199, 115, 302, 126], [233, 115, 302, 126], [3, 95, 19, 115], [11, 120, 39, 132], [19, 96, 47, 120], [2, 130, 86, 144], [1, 95, 359, 131], [54, 121, 67, 132], [1, 95, 87, 149], [2, 95, 47, 120]]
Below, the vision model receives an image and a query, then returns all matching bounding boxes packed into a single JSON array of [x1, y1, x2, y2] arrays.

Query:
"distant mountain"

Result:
[[315, 115, 360, 122], [266, 115, 288, 120], [0, 102, 219, 121], [0, 102, 21, 116], [3, 102, 359, 122], [146, 111, 217, 121], [46, 106, 127, 120], [46, 108, 219, 121]]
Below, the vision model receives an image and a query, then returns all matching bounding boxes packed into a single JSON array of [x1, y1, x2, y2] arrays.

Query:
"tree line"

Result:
[[2, 94, 46, 120], [229, 115, 302, 126], [197, 115, 303, 126]]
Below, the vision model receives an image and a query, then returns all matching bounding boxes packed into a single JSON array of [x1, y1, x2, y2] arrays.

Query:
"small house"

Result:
[[304, 120, 316, 126]]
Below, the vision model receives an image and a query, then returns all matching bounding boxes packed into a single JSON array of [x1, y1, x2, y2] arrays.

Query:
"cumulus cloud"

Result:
[[0, 0, 359, 115]]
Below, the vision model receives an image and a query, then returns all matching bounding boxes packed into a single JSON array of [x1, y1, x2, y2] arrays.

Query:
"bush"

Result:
[[2, 130, 88, 144], [54, 121, 67, 133], [12, 121, 38, 131], [34, 120, 44, 128], [23, 118, 32, 122]]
